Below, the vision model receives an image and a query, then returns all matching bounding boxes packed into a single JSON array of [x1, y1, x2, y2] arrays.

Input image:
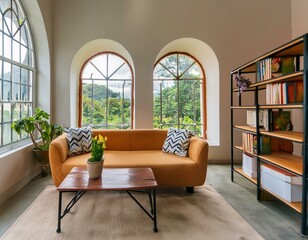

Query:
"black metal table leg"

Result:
[[147, 189, 154, 214], [126, 188, 158, 232], [56, 191, 62, 233], [153, 188, 158, 232]]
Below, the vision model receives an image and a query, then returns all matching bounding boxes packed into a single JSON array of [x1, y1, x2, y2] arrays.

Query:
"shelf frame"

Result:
[[230, 33, 308, 236]]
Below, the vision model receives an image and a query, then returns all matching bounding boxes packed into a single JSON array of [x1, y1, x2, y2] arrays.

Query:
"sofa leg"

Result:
[[186, 187, 194, 194]]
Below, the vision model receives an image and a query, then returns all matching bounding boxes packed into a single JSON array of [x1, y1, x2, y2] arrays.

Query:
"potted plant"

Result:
[[11, 108, 63, 176], [87, 134, 107, 179]]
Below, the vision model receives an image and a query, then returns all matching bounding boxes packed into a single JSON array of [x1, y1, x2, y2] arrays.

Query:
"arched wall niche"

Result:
[[70, 39, 135, 127], [155, 38, 220, 145]]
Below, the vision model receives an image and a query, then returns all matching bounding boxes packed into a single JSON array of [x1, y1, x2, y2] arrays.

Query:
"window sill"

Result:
[[0, 140, 33, 158]]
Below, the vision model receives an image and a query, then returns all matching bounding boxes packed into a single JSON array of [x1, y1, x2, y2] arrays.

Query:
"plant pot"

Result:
[[33, 148, 50, 177], [87, 158, 104, 179]]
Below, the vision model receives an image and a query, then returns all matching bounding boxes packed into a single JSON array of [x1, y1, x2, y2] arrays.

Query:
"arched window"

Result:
[[79, 52, 134, 129], [0, 0, 35, 150], [153, 52, 206, 137]]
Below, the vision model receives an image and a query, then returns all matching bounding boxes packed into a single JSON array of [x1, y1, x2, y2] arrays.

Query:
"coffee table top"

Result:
[[57, 167, 157, 191]]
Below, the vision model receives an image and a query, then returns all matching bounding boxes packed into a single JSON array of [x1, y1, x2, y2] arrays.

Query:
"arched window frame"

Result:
[[78, 51, 134, 129], [0, 0, 36, 152], [153, 52, 206, 137]]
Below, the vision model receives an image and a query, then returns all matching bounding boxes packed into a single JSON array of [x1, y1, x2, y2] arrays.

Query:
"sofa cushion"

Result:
[[162, 128, 193, 157], [61, 150, 201, 187], [65, 126, 92, 156]]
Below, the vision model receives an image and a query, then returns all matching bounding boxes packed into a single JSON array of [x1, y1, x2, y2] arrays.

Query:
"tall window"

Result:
[[79, 52, 133, 129], [0, 0, 35, 150], [153, 52, 206, 137]]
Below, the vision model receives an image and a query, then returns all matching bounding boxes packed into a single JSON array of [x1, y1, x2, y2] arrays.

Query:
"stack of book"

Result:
[[257, 57, 295, 82], [266, 82, 303, 104], [242, 132, 271, 155]]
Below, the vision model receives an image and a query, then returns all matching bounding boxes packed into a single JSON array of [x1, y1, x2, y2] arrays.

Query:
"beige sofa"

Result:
[[49, 129, 209, 192]]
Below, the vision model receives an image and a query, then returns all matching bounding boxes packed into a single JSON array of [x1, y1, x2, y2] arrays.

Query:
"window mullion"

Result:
[[160, 82, 163, 129], [177, 80, 180, 129]]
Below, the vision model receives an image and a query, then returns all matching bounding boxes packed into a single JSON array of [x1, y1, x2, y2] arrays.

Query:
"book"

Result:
[[271, 57, 283, 78], [242, 133, 271, 155], [272, 111, 291, 131], [282, 57, 295, 76], [266, 82, 302, 105], [260, 136, 271, 154], [294, 81, 303, 103]]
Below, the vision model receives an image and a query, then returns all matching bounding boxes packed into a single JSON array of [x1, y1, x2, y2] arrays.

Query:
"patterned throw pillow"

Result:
[[65, 126, 92, 156], [162, 128, 193, 157]]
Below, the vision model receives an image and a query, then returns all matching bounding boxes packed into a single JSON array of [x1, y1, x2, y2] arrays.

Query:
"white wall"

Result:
[[291, 0, 308, 38], [51, 0, 292, 161]]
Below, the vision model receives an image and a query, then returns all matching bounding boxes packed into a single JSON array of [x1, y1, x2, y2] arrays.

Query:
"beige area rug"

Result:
[[1, 185, 263, 240]]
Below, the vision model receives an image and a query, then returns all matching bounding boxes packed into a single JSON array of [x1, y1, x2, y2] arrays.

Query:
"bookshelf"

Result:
[[231, 34, 308, 236]]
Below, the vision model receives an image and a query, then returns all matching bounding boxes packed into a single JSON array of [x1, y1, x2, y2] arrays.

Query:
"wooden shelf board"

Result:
[[233, 86, 266, 92], [251, 71, 303, 88], [259, 152, 303, 175], [234, 168, 257, 185], [231, 106, 256, 109], [260, 130, 303, 143], [261, 186, 302, 213], [233, 145, 243, 151], [233, 125, 257, 133], [259, 104, 303, 109]]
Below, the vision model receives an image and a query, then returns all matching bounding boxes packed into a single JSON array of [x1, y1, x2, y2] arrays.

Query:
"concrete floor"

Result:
[[0, 165, 304, 239]]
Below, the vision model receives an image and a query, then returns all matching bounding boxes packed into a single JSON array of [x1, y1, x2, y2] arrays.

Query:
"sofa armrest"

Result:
[[188, 136, 209, 168], [49, 133, 69, 186]]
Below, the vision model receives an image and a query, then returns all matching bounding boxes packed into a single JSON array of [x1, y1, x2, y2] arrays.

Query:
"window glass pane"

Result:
[[3, 34, 11, 58], [12, 0, 19, 14], [181, 64, 201, 79], [82, 62, 104, 79], [160, 54, 177, 76], [12, 103, 20, 121], [12, 129, 19, 142], [28, 70, 32, 85], [21, 85, 28, 101], [28, 85, 32, 101], [3, 123, 11, 144], [110, 63, 131, 79], [21, 67, 28, 84], [3, 11, 12, 35], [3, 103, 11, 122], [0, 80, 2, 100], [153, 64, 174, 80], [0, 0, 10, 13], [108, 55, 125, 78], [3, 81, 11, 100], [21, 103, 29, 118], [20, 45, 28, 65], [12, 65, 20, 83], [20, 24, 28, 45], [28, 49, 33, 67], [3, 62, 11, 80], [0, 32, 3, 55], [12, 40, 20, 62], [178, 54, 194, 75], [13, 83, 20, 100], [12, 11, 19, 38], [89, 55, 107, 78]]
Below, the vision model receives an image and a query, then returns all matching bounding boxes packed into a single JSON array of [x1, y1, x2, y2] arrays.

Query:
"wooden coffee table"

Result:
[[56, 167, 158, 233]]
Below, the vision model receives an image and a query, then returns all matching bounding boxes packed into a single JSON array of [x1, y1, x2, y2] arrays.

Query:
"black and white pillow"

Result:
[[65, 126, 92, 156], [162, 128, 193, 157]]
